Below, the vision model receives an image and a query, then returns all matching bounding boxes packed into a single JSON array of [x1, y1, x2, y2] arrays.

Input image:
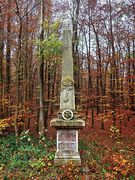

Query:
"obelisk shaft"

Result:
[[60, 30, 75, 110], [50, 30, 85, 165]]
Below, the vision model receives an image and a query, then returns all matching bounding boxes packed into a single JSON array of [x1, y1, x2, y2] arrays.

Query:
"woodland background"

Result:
[[0, 0, 135, 179], [0, 0, 134, 136]]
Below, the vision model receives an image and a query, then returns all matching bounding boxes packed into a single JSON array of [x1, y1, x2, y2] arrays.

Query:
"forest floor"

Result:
[[0, 111, 135, 179]]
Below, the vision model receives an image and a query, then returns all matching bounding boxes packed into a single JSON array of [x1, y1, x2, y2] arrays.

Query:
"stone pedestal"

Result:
[[54, 130, 80, 165], [50, 118, 85, 165]]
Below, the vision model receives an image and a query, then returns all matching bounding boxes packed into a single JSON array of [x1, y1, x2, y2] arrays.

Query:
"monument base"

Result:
[[53, 129, 81, 165], [54, 153, 81, 165]]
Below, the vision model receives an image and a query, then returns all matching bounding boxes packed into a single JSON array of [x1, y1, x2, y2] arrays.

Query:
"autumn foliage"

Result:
[[0, 0, 135, 179]]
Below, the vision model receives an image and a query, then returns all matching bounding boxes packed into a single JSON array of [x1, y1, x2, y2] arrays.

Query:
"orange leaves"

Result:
[[111, 154, 132, 176], [57, 161, 81, 179], [0, 97, 10, 106], [105, 172, 114, 179], [102, 153, 134, 178], [98, 113, 111, 122]]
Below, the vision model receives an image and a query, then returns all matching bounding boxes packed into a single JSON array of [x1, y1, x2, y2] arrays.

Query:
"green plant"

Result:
[[79, 139, 89, 151], [30, 158, 45, 170], [0, 135, 18, 165], [19, 130, 32, 144], [36, 20, 62, 61], [47, 152, 55, 161], [8, 152, 29, 170]]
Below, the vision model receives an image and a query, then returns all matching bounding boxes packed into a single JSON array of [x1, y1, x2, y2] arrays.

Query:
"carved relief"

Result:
[[62, 76, 74, 91], [62, 109, 74, 120], [63, 92, 69, 103], [61, 76, 74, 104]]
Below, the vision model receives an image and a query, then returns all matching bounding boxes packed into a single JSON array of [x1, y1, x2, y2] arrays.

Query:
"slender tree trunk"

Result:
[[91, 109, 94, 128], [39, 0, 45, 136], [109, 0, 116, 112], [84, 26, 92, 116], [24, 1, 30, 130], [51, 64, 57, 114], [14, 20, 22, 137], [132, 38, 135, 111], [0, 14, 4, 119], [24, 1, 29, 103], [72, 0, 80, 105], [91, 21, 103, 115], [127, 41, 134, 111], [96, 74, 100, 114], [5, 0, 11, 94]]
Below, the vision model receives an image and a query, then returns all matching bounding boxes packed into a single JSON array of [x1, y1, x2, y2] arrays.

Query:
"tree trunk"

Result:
[[72, 0, 80, 105], [91, 109, 94, 128], [109, 0, 116, 111], [39, 0, 45, 136], [5, 0, 11, 94], [14, 20, 22, 137], [0, 13, 4, 119]]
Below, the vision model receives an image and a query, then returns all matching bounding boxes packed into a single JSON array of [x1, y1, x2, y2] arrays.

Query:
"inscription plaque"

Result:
[[58, 132, 76, 141], [58, 143, 76, 151], [57, 130, 78, 153]]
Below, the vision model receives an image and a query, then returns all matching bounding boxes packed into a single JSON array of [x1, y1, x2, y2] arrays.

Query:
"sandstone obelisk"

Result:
[[50, 30, 85, 165]]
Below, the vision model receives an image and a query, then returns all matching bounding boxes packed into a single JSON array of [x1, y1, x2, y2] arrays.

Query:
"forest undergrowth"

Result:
[[0, 113, 135, 180]]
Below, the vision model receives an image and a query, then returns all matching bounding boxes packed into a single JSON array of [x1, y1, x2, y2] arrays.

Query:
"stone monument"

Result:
[[50, 30, 85, 165]]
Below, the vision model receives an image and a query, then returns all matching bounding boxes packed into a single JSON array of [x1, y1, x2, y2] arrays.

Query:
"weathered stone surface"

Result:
[[50, 118, 85, 129], [54, 130, 81, 165], [50, 30, 85, 165], [54, 157, 81, 166], [60, 30, 75, 110], [57, 130, 77, 151]]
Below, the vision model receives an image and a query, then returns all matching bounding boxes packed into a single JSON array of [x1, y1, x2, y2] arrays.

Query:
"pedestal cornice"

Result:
[[50, 118, 85, 129]]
